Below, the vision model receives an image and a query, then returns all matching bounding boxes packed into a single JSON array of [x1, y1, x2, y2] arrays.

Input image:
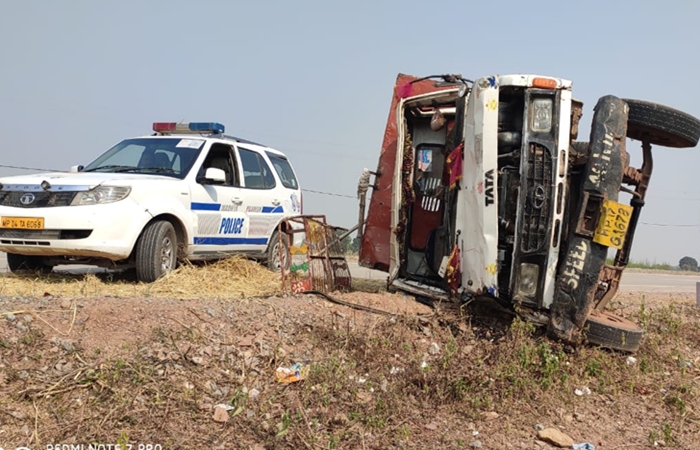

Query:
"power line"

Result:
[[640, 222, 700, 228], [0, 163, 357, 199], [301, 189, 355, 199], [0, 164, 64, 172]]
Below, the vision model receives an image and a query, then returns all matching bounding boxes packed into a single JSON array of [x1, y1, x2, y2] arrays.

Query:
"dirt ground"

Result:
[[0, 276, 699, 449]]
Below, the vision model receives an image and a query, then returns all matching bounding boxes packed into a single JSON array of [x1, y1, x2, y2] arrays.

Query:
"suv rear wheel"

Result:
[[266, 229, 290, 273], [135, 220, 178, 282]]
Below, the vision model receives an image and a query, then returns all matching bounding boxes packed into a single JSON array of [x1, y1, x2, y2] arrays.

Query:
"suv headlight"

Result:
[[71, 186, 131, 206], [516, 263, 540, 298], [531, 98, 553, 133]]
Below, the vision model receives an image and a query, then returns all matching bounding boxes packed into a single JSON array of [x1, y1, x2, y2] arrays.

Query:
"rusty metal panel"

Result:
[[280, 215, 352, 295], [359, 73, 460, 272]]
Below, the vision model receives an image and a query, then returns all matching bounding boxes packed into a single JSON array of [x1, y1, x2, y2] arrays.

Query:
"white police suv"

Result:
[[0, 122, 303, 282]]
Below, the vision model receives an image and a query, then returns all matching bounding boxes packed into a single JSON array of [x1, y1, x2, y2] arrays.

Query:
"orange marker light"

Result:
[[532, 77, 558, 90]]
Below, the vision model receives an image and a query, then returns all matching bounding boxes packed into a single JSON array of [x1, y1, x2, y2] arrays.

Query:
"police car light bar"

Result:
[[152, 122, 225, 134]]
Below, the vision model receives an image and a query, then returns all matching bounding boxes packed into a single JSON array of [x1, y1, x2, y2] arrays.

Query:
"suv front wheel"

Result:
[[135, 220, 178, 282], [6, 253, 53, 274]]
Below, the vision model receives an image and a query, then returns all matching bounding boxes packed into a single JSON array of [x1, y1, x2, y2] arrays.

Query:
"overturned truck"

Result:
[[357, 73, 700, 352]]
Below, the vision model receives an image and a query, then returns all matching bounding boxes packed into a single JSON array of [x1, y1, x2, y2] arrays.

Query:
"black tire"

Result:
[[583, 310, 644, 352], [266, 229, 290, 273], [135, 220, 177, 283], [623, 98, 700, 148], [6, 253, 53, 274]]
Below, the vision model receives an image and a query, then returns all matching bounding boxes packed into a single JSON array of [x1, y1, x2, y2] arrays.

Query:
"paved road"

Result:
[[1, 252, 698, 294], [346, 262, 700, 294]]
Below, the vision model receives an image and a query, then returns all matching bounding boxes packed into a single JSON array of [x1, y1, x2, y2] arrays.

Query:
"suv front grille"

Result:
[[0, 191, 78, 208], [521, 143, 552, 253]]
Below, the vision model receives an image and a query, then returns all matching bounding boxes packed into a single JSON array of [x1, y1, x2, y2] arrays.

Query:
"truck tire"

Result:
[[583, 310, 643, 352], [135, 220, 177, 282], [6, 253, 53, 274], [549, 95, 628, 345], [623, 98, 700, 148], [266, 229, 290, 273]]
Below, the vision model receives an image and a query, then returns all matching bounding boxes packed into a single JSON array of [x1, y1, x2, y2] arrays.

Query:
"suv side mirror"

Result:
[[70, 165, 84, 173], [200, 167, 227, 184]]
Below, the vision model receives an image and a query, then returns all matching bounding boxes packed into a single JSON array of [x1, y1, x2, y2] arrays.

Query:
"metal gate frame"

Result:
[[278, 215, 352, 294]]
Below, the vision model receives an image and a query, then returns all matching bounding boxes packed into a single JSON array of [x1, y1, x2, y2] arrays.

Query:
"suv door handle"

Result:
[[271, 199, 281, 206], [232, 197, 243, 205]]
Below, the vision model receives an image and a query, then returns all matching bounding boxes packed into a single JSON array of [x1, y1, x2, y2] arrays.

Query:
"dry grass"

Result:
[[0, 255, 281, 299]]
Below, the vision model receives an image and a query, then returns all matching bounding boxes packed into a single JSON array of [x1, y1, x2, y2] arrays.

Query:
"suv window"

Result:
[[266, 152, 299, 189], [239, 147, 276, 189], [83, 138, 202, 179], [198, 144, 239, 186]]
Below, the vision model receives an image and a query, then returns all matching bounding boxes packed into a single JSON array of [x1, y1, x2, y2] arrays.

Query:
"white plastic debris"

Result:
[[213, 403, 234, 411], [574, 387, 591, 396], [626, 356, 637, 366], [429, 342, 440, 355]]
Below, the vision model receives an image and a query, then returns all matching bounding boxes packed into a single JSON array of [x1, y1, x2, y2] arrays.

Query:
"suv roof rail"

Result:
[[222, 135, 267, 147]]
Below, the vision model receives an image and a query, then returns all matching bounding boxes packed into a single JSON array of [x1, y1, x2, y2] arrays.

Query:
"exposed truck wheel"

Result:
[[623, 98, 700, 148], [583, 310, 643, 352], [135, 220, 177, 283], [6, 253, 53, 274], [266, 229, 290, 273]]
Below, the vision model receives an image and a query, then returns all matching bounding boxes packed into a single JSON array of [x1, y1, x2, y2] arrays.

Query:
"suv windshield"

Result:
[[266, 151, 299, 189], [83, 138, 204, 179]]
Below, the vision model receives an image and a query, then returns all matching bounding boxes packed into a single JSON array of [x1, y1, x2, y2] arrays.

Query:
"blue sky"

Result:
[[1, 0, 699, 265]]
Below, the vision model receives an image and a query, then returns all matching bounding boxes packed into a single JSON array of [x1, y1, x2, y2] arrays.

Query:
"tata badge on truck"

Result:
[[357, 74, 700, 352], [0, 122, 302, 282]]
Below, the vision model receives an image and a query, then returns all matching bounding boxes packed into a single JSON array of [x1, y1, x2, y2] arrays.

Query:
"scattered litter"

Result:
[[248, 388, 260, 399], [626, 356, 637, 366], [574, 387, 591, 396], [421, 361, 428, 369], [213, 403, 234, 411], [534, 423, 545, 431], [390, 366, 404, 375], [275, 361, 310, 383], [573, 443, 596, 450], [429, 342, 440, 355], [472, 430, 479, 436], [357, 377, 367, 384]]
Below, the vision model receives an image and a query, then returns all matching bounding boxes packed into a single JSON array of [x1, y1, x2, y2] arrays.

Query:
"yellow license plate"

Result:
[[593, 200, 633, 250], [0, 216, 45, 230]]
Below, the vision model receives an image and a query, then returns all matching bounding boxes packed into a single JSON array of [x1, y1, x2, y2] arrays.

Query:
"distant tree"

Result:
[[679, 256, 698, 271], [350, 237, 360, 253]]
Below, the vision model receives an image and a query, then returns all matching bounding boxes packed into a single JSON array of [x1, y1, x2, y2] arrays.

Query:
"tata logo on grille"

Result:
[[19, 193, 36, 205]]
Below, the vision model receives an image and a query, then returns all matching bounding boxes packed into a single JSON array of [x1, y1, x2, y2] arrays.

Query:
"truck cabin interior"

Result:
[[398, 92, 464, 289]]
